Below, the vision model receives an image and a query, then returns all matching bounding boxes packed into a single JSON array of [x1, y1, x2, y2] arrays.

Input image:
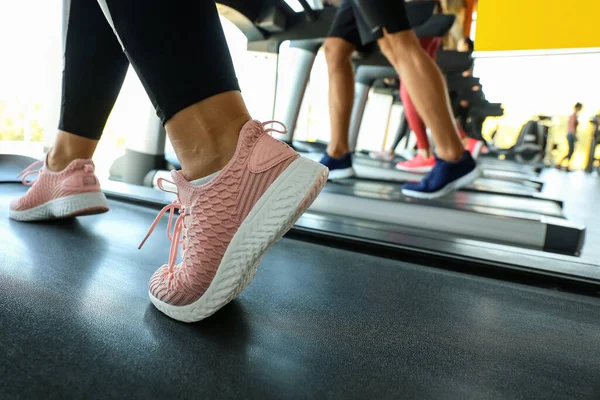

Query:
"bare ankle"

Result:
[[47, 149, 75, 172], [436, 149, 464, 162], [179, 114, 250, 181], [326, 146, 349, 159], [46, 131, 99, 172], [417, 149, 432, 159]]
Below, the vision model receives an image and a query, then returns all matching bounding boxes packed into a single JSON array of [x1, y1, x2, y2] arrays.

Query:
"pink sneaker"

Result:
[[10, 158, 109, 221], [395, 154, 435, 173], [140, 120, 328, 322], [369, 150, 395, 162]]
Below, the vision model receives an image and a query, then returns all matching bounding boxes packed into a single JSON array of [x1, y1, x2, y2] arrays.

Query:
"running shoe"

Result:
[[142, 120, 328, 323], [395, 153, 435, 173], [319, 152, 355, 180], [10, 158, 109, 221], [402, 151, 479, 199], [368, 150, 395, 162]]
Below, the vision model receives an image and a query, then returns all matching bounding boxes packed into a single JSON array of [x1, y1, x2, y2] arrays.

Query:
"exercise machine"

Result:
[[1, 1, 600, 397]]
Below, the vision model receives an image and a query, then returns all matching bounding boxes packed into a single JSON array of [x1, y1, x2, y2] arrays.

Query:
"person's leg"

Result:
[[319, 0, 364, 179], [50, 0, 129, 171], [97, 0, 327, 322], [324, 37, 356, 158], [95, 0, 247, 181], [10, 0, 129, 221], [400, 83, 430, 157], [378, 31, 463, 162], [390, 113, 409, 153], [395, 83, 436, 173], [563, 133, 575, 169], [370, 111, 408, 161], [353, 0, 478, 198]]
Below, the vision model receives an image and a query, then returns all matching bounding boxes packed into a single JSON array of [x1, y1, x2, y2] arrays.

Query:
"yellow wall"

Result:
[[476, 0, 600, 51]]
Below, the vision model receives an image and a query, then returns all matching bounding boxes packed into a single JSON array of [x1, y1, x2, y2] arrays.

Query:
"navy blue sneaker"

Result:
[[319, 152, 355, 180], [402, 151, 479, 199]]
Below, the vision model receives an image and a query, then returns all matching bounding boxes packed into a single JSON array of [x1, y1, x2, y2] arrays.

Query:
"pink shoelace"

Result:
[[139, 178, 189, 276], [262, 120, 288, 136], [17, 161, 43, 186], [138, 121, 289, 288]]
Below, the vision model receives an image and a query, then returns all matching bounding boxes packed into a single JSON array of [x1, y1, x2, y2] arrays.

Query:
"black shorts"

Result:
[[327, 0, 411, 49]]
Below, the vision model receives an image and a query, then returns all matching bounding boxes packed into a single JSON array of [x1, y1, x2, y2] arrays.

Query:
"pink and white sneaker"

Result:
[[395, 153, 435, 173], [10, 158, 109, 222], [140, 120, 328, 322], [369, 150, 395, 162]]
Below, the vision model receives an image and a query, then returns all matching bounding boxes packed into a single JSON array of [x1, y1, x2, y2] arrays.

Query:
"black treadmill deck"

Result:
[[1, 184, 599, 399]]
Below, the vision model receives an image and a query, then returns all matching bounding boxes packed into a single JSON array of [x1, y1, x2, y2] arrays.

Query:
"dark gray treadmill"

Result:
[[333, 179, 563, 217], [0, 153, 38, 182], [1, 182, 599, 399], [310, 181, 584, 255], [478, 154, 542, 175]]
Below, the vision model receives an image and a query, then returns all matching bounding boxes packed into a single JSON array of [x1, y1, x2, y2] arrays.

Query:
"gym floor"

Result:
[[541, 169, 600, 262]]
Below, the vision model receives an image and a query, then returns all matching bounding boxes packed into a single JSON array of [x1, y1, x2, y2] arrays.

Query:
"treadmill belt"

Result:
[[1, 183, 599, 399]]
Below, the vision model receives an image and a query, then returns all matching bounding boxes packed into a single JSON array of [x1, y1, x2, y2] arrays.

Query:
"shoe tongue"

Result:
[[170, 170, 196, 204]]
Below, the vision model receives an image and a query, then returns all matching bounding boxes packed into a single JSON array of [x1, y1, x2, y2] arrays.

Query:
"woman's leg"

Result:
[[51, 0, 129, 171], [400, 84, 430, 157], [10, 0, 129, 221], [354, 0, 478, 198], [97, 0, 247, 180], [97, 0, 327, 322], [389, 112, 409, 153], [395, 84, 436, 172], [562, 133, 575, 166]]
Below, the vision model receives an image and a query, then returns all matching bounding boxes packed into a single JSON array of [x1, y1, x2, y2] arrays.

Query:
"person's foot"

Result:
[[402, 151, 479, 199], [141, 120, 328, 323], [395, 153, 435, 173], [369, 150, 395, 162], [319, 152, 355, 180], [10, 158, 109, 221]]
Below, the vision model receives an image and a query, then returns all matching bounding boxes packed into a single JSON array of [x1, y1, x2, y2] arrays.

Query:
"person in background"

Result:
[[321, 0, 478, 198], [370, 36, 476, 171], [454, 36, 484, 155], [559, 102, 583, 171], [458, 37, 474, 76], [369, 36, 445, 173]]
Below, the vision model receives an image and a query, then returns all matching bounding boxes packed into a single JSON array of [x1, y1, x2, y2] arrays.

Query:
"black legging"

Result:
[[59, 0, 240, 140], [390, 112, 410, 152]]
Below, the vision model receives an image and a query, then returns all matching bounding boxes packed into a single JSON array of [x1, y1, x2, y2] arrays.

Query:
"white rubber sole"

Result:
[[327, 167, 355, 180], [149, 156, 328, 323], [401, 166, 481, 199], [9, 192, 109, 222]]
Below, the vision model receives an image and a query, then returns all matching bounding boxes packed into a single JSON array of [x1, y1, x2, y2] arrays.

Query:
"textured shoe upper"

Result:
[[402, 151, 476, 193], [319, 152, 352, 171], [396, 154, 435, 169], [148, 120, 299, 306], [10, 158, 101, 211]]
